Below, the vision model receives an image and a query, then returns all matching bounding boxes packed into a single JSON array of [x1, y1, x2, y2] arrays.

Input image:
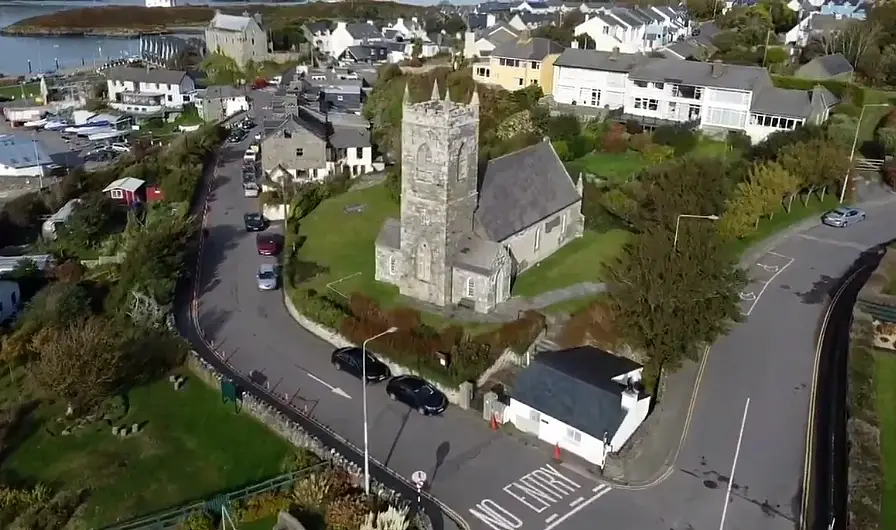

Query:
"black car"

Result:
[[331, 347, 391, 383], [386, 375, 448, 415], [243, 212, 265, 231]]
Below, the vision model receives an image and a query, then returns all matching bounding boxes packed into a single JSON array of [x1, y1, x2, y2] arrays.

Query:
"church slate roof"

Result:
[[476, 141, 580, 242]]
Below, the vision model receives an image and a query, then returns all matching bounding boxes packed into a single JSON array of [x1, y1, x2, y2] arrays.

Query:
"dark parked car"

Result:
[[386, 375, 448, 416], [256, 233, 279, 256], [244, 212, 265, 231], [331, 347, 391, 382]]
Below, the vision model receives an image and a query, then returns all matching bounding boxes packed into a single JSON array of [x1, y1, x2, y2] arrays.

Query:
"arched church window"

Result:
[[455, 142, 466, 181], [416, 242, 431, 282], [416, 144, 431, 181]]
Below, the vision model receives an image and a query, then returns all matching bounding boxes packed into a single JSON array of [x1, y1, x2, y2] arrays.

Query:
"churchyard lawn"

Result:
[[0, 365, 292, 528], [511, 229, 630, 297]]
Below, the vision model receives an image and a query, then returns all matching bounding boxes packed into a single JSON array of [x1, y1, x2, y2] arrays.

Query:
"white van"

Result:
[[243, 181, 259, 198], [243, 149, 257, 162]]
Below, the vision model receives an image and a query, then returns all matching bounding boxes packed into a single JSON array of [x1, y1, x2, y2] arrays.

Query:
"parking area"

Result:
[[467, 463, 612, 530], [739, 251, 796, 316]]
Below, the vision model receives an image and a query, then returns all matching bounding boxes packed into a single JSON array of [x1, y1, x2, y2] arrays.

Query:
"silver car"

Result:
[[256, 263, 278, 290], [822, 207, 866, 228]]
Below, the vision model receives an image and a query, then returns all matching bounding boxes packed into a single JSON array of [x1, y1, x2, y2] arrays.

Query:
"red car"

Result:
[[256, 234, 280, 256]]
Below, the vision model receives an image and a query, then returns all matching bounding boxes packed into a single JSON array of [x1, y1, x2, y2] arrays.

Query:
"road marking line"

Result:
[[719, 398, 750, 530], [799, 263, 870, 529], [767, 250, 790, 258], [545, 514, 558, 524], [744, 254, 795, 316], [543, 486, 612, 530], [569, 497, 584, 507]]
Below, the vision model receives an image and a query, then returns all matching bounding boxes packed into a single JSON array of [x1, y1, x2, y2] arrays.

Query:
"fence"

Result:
[[81, 254, 125, 268], [103, 462, 331, 530], [856, 299, 896, 322], [854, 158, 884, 172]]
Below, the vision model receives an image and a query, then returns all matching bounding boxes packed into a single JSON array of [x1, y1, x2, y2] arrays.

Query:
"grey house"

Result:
[[261, 115, 328, 182], [374, 83, 584, 314], [795, 53, 854, 81], [205, 10, 269, 67], [196, 85, 249, 122]]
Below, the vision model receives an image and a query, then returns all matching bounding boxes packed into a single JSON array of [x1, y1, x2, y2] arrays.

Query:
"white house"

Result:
[[510, 0, 555, 14], [329, 21, 383, 59], [463, 22, 521, 58], [0, 133, 54, 178], [106, 66, 195, 115], [785, 12, 854, 47], [0, 281, 21, 324], [196, 85, 250, 122], [552, 50, 838, 143], [145, 0, 175, 6], [42, 198, 81, 240], [506, 347, 651, 468], [573, 6, 690, 53], [304, 21, 334, 55], [382, 17, 428, 40]]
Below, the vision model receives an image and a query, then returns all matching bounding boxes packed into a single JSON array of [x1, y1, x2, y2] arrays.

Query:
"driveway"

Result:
[[194, 94, 896, 530]]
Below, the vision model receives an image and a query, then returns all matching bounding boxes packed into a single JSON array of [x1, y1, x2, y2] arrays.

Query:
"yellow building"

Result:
[[472, 37, 565, 95]]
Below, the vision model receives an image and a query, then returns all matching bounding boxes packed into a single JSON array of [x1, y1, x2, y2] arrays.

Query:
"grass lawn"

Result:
[[878, 351, 896, 528], [0, 82, 40, 100], [692, 138, 735, 158], [241, 515, 280, 529], [295, 183, 400, 305], [730, 194, 839, 256], [0, 366, 293, 528], [567, 151, 647, 182], [512, 229, 629, 297]]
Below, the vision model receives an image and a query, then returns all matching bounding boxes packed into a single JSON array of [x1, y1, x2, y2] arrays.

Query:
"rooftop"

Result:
[[491, 37, 566, 61], [106, 66, 189, 86], [554, 48, 645, 73], [0, 134, 52, 169], [628, 58, 771, 91], [210, 11, 256, 32]]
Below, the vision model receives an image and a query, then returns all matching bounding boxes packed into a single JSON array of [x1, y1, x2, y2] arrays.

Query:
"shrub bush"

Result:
[[281, 448, 323, 473], [628, 132, 651, 152], [567, 134, 592, 159], [326, 493, 371, 530], [385, 306, 422, 330], [625, 119, 643, 135], [551, 140, 570, 161], [476, 310, 546, 354], [292, 289, 348, 330], [237, 490, 292, 523], [884, 159, 896, 188], [653, 124, 698, 155], [601, 123, 628, 153], [725, 130, 752, 152]]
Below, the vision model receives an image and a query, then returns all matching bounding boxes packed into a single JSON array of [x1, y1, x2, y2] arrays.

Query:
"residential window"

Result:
[[530, 79, 539, 86], [672, 84, 702, 100], [356, 147, 363, 158], [634, 80, 648, 88], [530, 61, 539, 70], [528, 409, 541, 423], [705, 106, 747, 128], [634, 97, 658, 111], [284, 130, 292, 139], [499, 58, 520, 67], [465, 277, 475, 297], [475, 67, 490, 78], [534, 226, 541, 251], [337, 95, 344, 101], [518, 78, 524, 86], [602, 26, 610, 34], [110, 189, 124, 199], [578, 88, 600, 107], [388, 255, 397, 275], [654, 82, 664, 90], [167, 95, 173, 102], [560, 212, 567, 235], [296, 148, 304, 156], [750, 113, 800, 130], [566, 427, 582, 444]]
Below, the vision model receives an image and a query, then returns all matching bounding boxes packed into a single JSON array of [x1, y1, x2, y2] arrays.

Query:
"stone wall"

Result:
[[185, 353, 434, 530], [282, 291, 472, 406]]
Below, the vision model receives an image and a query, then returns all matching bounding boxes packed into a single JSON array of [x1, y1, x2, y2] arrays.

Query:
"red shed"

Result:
[[103, 177, 146, 206]]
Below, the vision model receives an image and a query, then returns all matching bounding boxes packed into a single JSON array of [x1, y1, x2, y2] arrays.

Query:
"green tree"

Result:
[[750, 161, 800, 217], [608, 226, 746, 375], [1, 282, 92, 363], [777, 137, 850, 203], [201, 52, 243, 85], [826, 113, 859, 147], [720, 185, 764, 239], [54, 192, 120, 258], [877, 126, 896, 154], [411, 38, 423, 59]]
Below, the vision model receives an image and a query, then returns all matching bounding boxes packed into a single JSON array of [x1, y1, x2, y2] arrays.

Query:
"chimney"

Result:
[[254, 12, 263, 26], [336, 21, 347, 30], [572, 40, 579, 49], [711, 60, 724, 78], [610, 46, 620, 60]]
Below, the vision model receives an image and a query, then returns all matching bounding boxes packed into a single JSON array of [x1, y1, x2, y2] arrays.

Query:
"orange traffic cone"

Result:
[[553, 443, 562, 462], [490, 414, 498, 430]]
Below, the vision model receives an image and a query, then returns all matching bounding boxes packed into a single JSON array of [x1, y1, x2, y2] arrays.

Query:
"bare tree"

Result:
[[820, 20, 882, 65]]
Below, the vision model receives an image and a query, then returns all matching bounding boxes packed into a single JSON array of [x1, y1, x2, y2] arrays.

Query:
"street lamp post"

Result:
[[673, 214, 720, 251], [361, 326, 398, 495], [841, 103, 890, 203]]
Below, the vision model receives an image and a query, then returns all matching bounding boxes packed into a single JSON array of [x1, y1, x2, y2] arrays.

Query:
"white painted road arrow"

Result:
[[306, 372, 352, 399]]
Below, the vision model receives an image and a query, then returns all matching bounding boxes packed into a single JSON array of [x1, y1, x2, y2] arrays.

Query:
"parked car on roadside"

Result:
[[256, 263, 278, 290], [256, 233, 279, 256], [243, 212, 265, 232], [385, 375, 448, 416], [331, 347, 391, 383], [822, 207, 866, 228]]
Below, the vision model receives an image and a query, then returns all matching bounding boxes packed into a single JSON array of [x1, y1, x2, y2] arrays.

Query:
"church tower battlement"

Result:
[[396, 80, 481, 306]]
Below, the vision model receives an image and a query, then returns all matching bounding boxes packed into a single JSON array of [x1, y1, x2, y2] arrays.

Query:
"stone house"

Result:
[[205, 10, 269, 67], [374, 82, 584, 314], [261, 115, 329, 183], [196, 85, 249, 122]]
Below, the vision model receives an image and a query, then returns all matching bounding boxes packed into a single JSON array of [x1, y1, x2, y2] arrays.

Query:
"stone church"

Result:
[[374, 81, 585, 314]]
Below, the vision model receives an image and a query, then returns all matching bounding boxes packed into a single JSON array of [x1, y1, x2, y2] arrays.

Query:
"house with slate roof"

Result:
[[464, 21, 522, 58], [105, 66, 195, 115], [795, 53, 854, 81], [374, 82, 584, 314], [506, 346, 650, 468], [572, 5, 691, 53], [551, 49, 839, 142], [330, 21, 384, 59], [205, 10, 268, 67], [473, 37, 565, 93]]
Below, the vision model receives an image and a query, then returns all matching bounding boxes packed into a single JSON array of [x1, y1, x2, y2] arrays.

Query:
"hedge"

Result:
[[771, 74, 866, 106]]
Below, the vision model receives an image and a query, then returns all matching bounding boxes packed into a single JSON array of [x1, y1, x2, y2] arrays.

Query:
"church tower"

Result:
[[397, 81, 480, 306]]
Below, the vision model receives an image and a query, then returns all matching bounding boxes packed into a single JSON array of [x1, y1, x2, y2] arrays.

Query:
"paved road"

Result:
[[194, 93, 896, 530]]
